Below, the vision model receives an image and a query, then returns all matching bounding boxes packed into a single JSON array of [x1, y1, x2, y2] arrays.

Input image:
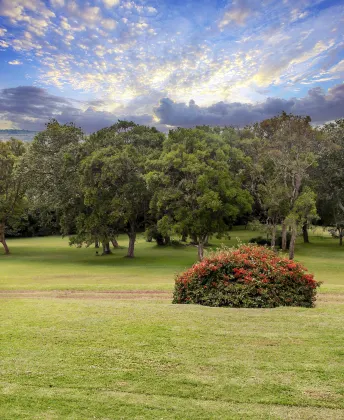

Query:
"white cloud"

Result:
[[102, 0, 120, 8], [50, 0, 64, 7], [219, 0, 254, 28], [328, 60, 344, 74], [8, 60, 23, 65], [0, 40, 9, 48], [101, 18, 117, 30]]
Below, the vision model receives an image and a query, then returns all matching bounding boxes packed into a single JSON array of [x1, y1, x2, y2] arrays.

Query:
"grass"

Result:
[[1, 229, 344, 418], [1, 228, 344, 291]]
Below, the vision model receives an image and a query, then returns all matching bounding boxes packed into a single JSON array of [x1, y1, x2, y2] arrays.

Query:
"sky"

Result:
[[0, 0, 343, 133]]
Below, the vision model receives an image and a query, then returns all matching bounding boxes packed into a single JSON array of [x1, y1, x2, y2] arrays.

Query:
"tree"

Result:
[[0, 139, 28, 254], [27, 120, 85, 236], [147, 127, 252, 260], [257, 112, 325, 257], [316, 119, 344, 245], [286, 187, 318, 259], [79, 123, 165, 257], [258, 178, 290, 249]]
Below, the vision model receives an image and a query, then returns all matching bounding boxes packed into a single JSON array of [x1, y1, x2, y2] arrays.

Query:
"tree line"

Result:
[[1, 113, 343, 260]]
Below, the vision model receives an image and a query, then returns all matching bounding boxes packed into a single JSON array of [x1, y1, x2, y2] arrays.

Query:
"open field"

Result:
[[1, 229, 344, 419], [1, 228, 344, 291]]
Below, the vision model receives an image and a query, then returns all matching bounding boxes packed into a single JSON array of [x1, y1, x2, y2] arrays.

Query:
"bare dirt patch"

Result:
[[317, 294, 344, 304], [0, 290, 172, 300]]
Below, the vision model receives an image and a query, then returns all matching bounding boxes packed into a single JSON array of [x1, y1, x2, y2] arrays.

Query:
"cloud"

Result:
[[0, 0, 342, 112], [8, 60, 23, 65], [154, 84, 344, 127], [102, 0, 120, 8], [219, 0, 255, 28], [2, 84, 343, 134], [0, 86, 154, 132]]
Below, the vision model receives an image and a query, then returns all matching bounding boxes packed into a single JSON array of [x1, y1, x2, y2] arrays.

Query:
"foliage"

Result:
[[173, 244, 320, 308], [27, 120, 85, 235], [77, 123, 165, 257], [249, 236, 271, 246], [0, 138, 28, 253], [316, 119, 344, 245], [147, 127, 252, 260]]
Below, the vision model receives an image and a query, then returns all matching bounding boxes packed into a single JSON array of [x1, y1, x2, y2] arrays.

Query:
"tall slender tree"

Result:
[[0, 139, 28, 254]]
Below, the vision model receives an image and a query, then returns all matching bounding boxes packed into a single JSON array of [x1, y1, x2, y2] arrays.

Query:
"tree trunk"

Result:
[[0, 223, 10, 255], [271, 224, 276, 249], [127, 228, 136, 258], [102, 242, 111, 255], [281, 222, 287, 251], [156, 233, 164, 246], [289, 226, 297, 260], [198, 241, 204, 261], [181, 232, 187, 242], [340, 235, 343, 246], [191, 234, 197, 245], [164, 236, 171, 246], [204, 234, 209, 246], [302, 222, 309, 243], [95, 241, 99, 249], [111, 238, 119, 248]]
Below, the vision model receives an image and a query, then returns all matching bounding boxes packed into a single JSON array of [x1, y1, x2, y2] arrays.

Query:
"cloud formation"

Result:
[[0, 0, 343, 130], [0, 86, 153, 132], [1, 84, 343, 133], [155, 84, 344, 127]]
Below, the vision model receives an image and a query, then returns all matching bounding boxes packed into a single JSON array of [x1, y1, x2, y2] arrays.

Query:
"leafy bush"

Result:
[[250, 232, 291, 248], [249, 236, 271, 246], [276, 231, 291, 249], [173, 244, 320, 308]]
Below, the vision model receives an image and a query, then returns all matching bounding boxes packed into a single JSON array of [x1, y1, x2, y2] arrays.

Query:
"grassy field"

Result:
[[1, 228, 344, 291], [1, 229, 344, 419]]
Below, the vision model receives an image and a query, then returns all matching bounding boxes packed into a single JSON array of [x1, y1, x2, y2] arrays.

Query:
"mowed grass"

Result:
[[1, 229, 344, 418], [1, 297, 344, 419], [1, 228, 344, 291]]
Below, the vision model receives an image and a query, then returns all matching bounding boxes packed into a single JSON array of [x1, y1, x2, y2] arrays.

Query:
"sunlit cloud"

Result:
[[0, 0, 343, 131], [8, 60, 23, 65]]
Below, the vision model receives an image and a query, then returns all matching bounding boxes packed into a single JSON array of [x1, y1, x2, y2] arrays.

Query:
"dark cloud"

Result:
[[0, 86, 154, 133], [0, 86, 76, 128], [1, 84, 343, 134], [154, 84, 344, 127]]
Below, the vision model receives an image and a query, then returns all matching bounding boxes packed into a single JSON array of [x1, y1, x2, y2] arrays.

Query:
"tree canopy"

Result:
[[2, 114, 344, 260]]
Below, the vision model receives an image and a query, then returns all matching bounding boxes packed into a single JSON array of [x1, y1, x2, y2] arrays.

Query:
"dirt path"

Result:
[[0, 290, 172, 300], [0, 290, 343, 304]]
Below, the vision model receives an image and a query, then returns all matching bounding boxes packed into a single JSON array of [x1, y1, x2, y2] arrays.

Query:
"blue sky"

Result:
[[0, 0, 343, 132]]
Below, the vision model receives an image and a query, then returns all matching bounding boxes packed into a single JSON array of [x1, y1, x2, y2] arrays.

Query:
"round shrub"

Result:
[[173, 244, 320, 308]]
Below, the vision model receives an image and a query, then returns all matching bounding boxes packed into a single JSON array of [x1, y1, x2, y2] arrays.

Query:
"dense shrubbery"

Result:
[[249, 232, 291, 248], [173, 244, 320, 308]]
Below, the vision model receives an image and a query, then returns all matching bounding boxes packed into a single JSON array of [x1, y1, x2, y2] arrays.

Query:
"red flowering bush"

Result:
[[173, 244, 321, 308]]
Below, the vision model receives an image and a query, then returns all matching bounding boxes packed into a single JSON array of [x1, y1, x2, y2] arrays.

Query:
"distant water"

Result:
[[0, 130, 38, 142]]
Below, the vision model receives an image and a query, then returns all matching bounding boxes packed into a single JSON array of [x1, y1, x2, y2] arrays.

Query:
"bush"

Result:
[[249, 236, 271, 246], [276, 232, 291, 249], [250, 232, 291, 249], [173, 244, 320, 308]]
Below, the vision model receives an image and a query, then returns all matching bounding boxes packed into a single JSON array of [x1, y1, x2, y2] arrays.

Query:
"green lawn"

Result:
[[1, 230, 344, 419], [1, 229, 344, 291]]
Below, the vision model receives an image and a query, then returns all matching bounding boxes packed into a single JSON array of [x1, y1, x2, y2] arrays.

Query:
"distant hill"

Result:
[[0, 130, 38, 142]]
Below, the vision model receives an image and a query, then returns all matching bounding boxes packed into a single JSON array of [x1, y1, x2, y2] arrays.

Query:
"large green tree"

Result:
[[0, 139, 28, 254], [147, 127, 252, 260], [316, 119, 344, 245], [27, 120, 85, 236], [78, 122, 165, 257]]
